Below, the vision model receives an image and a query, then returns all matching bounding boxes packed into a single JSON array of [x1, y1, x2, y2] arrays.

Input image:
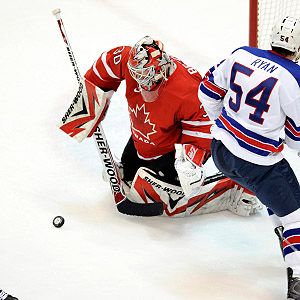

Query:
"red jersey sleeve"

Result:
[[178, 93, 213, 152], [84, 46, 131, 91]]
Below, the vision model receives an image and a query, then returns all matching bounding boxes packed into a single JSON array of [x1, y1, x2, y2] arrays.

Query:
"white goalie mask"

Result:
[[270, 16, 300, 62], [127, 36, 172, 93]]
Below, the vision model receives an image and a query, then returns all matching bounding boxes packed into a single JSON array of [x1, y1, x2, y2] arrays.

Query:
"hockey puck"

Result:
[[53, 216, 65, 228]]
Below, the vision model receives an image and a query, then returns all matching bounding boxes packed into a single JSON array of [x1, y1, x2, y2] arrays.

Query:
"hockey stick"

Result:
[[52, 8, 163, 216]]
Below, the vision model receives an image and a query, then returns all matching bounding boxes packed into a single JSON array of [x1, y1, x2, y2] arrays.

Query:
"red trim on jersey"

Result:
[[182, 123, 211, 133], [286, 120, 300, 137], [219, 114, 284, 152], [202, 77, 227, 97], [283, 236, 300, 249]]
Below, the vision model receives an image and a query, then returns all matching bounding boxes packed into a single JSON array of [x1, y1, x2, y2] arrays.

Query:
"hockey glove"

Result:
[[174, 144, 205, 197], [59, 77, 114, 142]]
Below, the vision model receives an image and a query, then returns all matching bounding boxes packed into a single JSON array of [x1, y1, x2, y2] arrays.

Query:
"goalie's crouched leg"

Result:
[[121, 166, 262, 217], [120, 137, 179, 186], [119, 138, 262, 217], [125, 167, 188, 217]]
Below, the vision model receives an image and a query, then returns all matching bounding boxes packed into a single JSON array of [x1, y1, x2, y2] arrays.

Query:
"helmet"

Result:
[[127, 36, 172, 91], [270, 16, 300, 61]]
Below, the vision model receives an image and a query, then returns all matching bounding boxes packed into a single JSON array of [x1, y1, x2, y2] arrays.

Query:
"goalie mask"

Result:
[[270, 16, 300, 62], [127, 36, 173, 96]]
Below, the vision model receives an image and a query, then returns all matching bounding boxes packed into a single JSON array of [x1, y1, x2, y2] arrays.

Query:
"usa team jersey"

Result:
[[199, 46, 300, 165], [85, 46, 212, 159]]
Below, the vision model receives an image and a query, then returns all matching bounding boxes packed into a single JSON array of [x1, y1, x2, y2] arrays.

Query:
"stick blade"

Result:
[[117, 199, 164, 217]]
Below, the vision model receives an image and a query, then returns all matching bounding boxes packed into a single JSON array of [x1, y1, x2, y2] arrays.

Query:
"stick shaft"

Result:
[[52, 9, 81, 83]]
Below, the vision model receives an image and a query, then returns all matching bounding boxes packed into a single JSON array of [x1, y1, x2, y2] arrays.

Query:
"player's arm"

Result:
[[58, 46, 130, 142], [198, 60, 229, 121], [84, 46, 131, 91], [282, 89, 300, 150], [174, 96, 213, 197]]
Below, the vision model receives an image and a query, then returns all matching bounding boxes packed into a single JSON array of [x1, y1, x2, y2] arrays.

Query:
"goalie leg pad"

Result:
[[126, 167, 189, 217], [185, 175, 263, 217], [123, 167, 263, 217], [225, 185, 263, 216]]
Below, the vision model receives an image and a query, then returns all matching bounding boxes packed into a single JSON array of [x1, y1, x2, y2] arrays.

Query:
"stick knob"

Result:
[[52, 8, 61, 19]]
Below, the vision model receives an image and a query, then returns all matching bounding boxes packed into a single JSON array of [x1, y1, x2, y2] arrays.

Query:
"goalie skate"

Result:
[[288, 267, 300, 300]]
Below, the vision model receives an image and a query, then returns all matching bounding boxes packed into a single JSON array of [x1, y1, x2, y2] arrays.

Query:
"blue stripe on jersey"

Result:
[[287, 117, 300, 131], [236, 46, 300, 86], [285, 128, 300, 141], [199, 83, 221, 100], [283, 228, 300, 238], [283, 244, 300, 256], [285, 117, 300, 141], [215, 118, 271, 156], [283, 228, 300, 256], [222, 109, 283, 147]]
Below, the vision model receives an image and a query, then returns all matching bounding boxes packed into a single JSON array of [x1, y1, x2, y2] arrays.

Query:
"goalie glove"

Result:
[[59, 77, 114, 142], [174, 144, 206, 197]]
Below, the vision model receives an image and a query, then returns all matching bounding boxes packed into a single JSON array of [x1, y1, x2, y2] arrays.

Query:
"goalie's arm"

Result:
[[174, 144, 208, 197], [84, 46, 131, 92]]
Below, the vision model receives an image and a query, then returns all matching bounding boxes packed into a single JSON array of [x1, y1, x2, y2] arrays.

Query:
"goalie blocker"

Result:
[[58, 77, 113, 142]]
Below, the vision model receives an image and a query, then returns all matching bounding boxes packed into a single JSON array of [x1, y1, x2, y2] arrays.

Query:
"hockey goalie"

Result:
[[59, 35, 263, 217]]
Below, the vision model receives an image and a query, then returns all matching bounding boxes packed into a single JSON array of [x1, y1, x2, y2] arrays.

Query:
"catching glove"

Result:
[[174, 144, 206, 197]]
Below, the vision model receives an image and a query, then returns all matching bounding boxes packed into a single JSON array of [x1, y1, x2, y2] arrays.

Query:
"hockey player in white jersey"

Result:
[[199, 16, 300, 299]]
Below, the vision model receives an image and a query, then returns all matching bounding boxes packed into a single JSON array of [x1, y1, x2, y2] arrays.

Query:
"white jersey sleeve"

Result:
[[198, 46, 300, 165], [197, 60, 228, 121], [281, 82, 300, 149]]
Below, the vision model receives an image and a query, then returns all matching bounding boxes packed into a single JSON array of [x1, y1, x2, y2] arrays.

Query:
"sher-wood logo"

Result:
[[94, 127, 121, 194], [61, 81, 85, 124], [129, 104, 157, 144], [144, 176, 184, 196]]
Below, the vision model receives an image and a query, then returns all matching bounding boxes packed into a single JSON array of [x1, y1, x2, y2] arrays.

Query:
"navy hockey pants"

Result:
[[211, 139, 300, 217]]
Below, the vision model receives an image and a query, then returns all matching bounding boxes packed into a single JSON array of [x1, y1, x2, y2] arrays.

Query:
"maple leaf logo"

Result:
[[129, 104, 157, 139]]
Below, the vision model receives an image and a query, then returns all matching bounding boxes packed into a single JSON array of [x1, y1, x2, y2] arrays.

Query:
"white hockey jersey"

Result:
[[198, 46, 300, 165]]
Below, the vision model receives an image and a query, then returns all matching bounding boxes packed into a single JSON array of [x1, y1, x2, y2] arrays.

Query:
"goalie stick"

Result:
[[52, 8, 163, 217]]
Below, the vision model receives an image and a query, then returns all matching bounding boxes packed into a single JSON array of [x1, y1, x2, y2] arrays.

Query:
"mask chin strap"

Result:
[[160, 69, 168, 82], [157, 60, 176, 83]]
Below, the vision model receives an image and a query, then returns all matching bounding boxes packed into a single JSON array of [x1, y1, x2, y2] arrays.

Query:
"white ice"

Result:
[[1, 0, 300, 299]]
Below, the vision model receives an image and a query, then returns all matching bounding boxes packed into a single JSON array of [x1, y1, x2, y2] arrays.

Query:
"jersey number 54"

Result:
[[229, 62, 278, 125]]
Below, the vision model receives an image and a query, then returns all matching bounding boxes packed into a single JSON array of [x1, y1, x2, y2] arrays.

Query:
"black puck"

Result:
[[53, 216, 65, 228]]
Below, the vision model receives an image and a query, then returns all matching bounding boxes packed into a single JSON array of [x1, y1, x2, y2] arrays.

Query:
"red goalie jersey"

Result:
[[85, 46, 212, 159]]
